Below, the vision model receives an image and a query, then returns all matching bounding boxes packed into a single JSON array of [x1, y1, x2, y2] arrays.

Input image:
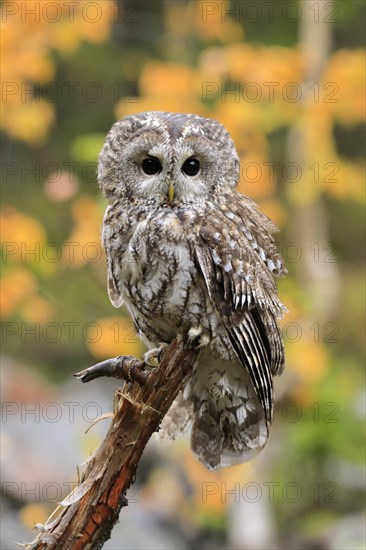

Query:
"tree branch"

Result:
[[27, 339, 199, 550]]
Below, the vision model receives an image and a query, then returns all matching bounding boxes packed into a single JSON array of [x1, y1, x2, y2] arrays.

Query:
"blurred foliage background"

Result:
[[1, 1, 365, 549]]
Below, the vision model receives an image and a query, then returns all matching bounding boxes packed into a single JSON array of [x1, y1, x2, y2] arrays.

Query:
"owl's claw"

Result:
[[74, 355, 148, 385], [184, 326, 210, 350], [74, 344, 170, 386], [143, 343, 169, 367]]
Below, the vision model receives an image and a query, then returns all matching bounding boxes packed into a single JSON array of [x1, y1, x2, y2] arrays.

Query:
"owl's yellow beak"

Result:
[[168, 181, 175, 202]]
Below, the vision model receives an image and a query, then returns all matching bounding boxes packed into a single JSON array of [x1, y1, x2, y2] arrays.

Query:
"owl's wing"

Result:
[[101, 205, 125, 308], [194, 192, 287, 428], [107, 267, 123, 308]]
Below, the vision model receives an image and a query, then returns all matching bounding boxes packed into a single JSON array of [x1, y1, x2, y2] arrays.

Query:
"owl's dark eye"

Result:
[[142, 156, 162, 175], [182, 158, 200, 176]]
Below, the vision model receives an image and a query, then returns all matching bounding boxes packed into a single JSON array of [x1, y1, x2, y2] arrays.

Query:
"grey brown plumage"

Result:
[[98, 111, 287, 469]]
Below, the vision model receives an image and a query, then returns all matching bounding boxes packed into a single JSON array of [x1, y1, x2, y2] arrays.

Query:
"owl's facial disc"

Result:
[[121, 129, 217, 203], [128, 134, 225, 204], [98, 112, 240, 203]]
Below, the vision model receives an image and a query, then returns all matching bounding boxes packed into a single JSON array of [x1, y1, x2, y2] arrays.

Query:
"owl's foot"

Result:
[[74, 355, 148, 385], [184, 326, 210, 350], [143, 343, 169, 368]]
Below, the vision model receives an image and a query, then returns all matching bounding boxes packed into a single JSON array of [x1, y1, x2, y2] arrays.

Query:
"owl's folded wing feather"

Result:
[[101, 205, 126, 308], [194, 193, 287, 427]]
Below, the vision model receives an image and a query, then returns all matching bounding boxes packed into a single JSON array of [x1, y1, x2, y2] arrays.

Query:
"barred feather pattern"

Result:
[[98, 111, 287, 469]]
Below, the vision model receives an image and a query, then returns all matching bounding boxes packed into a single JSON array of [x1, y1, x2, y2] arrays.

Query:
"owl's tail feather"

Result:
[[191, 397, 268, 470], [158, 391, 194, 441], [158, 362, 269, 470]]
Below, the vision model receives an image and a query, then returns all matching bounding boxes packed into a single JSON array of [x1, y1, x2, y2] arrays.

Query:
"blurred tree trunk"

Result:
[[229, 473, 279, 550], [286, 0, 340, 319]]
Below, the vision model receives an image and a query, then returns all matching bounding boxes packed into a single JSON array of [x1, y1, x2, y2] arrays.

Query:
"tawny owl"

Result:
[[98, 111, 287, 470]]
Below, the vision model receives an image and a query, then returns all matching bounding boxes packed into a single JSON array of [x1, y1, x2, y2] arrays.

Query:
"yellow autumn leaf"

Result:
[[1, 207, 47, 263], [324, 49, 365, 124], [64, 197, 103, 268], [194, 0, 244, 43], [87, 317, 142, 359], [0, 267, 38, 317], [2, 101, 54, 146], [237, 154, 275, 200], [20, 503, 49, 529], [140, 63, 196, 99], [286, 338, 329, 383], [21, 296, 54, 324]]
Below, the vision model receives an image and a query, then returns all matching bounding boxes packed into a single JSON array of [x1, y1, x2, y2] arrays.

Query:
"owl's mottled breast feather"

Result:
[[102, 191, 286, 365]]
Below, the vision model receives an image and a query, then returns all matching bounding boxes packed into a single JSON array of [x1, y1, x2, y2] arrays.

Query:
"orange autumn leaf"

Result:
[[87, 317, 142, 359], [64, 197, 103, 269], [2, 101, 55, 146], [1, 207, 47, 262], [140, 63, 197, 100], [286, 338, 329, 384], [179, 445, 254, 517], [20, 503, 49, 530], [237, 154, 275, 200], [0, 267, 38, 317], [194, 0, 244, 43], [20, 295, 54, 324], [324, 49, 365, 124]]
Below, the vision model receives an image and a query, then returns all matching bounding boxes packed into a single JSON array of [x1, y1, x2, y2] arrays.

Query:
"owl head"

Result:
[[98, 111, 239, 204]]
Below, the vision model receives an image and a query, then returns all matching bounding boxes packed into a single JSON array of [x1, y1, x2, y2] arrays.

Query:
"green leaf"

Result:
[[70, 134, 105, 163]]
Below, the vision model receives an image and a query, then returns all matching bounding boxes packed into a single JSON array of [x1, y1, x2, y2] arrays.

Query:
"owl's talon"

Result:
[[143, 343, 169, 368], [184, 326, 210, 350], [74, 355, 148, 385]]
